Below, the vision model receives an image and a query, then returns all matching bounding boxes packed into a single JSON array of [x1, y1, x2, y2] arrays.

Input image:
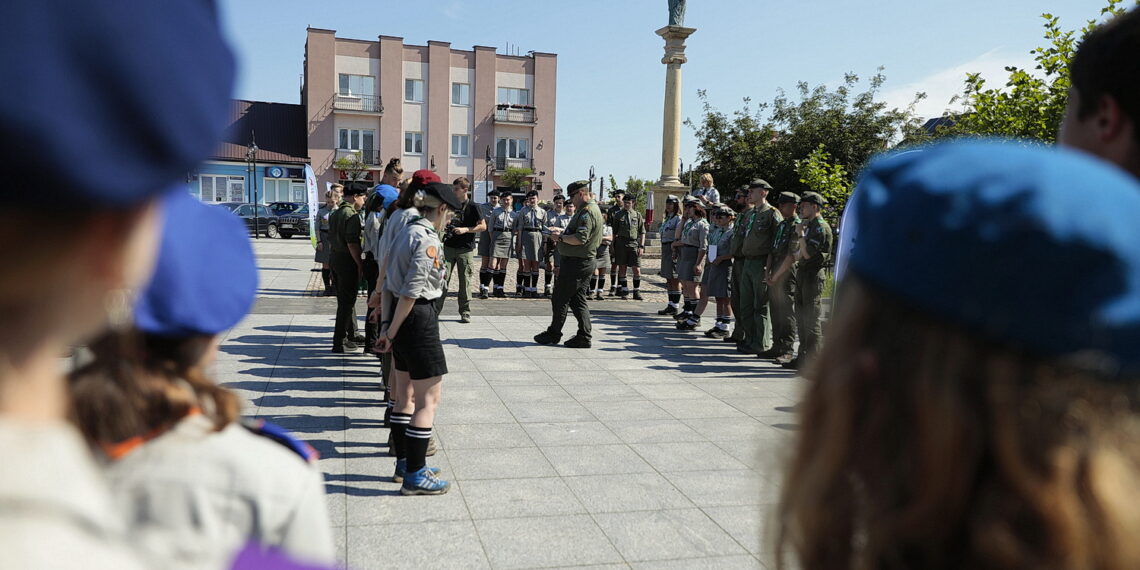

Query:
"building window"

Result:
[[495, 137, 529, 159], [338, 129, 375, 152], [338, 74, 375, 97], [405, 132, 424, 154], [200, 175, 244, 202], [404, 79, 424, 103], [451, 83, 470, 106], [451, 134, 470, 157], [497, 87, 530, 106], [263, 178, 299, 203]]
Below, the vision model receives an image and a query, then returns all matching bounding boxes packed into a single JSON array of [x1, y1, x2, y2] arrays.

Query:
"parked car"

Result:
[[217, 202, 281, 238], [267, 202, 311, 239]]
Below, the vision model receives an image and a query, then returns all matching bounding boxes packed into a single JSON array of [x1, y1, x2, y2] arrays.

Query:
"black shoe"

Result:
[[352, 334, 366, 343], [494, 289, 505, 298], [737, 344, 759, 355], [564, 335, 592, 349], [774, 352, 797, 365], [479, 290, 489, 299], [757, 348, 781, 359], [677, 318, 699, 331], [781, 357, 800, 370], [705, 328, 729, 339], [722, 336, 740, 343], [533, 331, 562, 345], [543, 289, 551, 298], [331, 345, 345, 354], [658, 305, 678, 315], [323, 287, 335, 296], [674, 311, 691, 321], [594, 292, 605, 301], [632, 291, 643, 301], [343, 339, 359, 350]]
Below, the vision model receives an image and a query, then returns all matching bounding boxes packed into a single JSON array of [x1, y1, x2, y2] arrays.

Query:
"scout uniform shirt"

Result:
[[558, 199, 604, 258], [384, 216, 447, 300], [549, 209, 572, 231], [328, 201, 361, 255], [771, 213, 802, 269], [729, 205, 754, 257], [680, 216, 710, 249], [490, 205, 517, 233], [375, 206, 420, 264], [796, 216, 833, 274], [740, 202, 782, 259], [708, 222, 734, 261], [659, 212, 681, 245], [513, 205, 548, 231], [104, 414, 335, 569], [611, 208, 644, 243]]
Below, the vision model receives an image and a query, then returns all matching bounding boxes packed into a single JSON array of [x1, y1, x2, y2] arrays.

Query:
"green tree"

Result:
[[794, 144, 852, 228], [686, 70, 924, 203], [933, 0, 1134, 143], [333, 155, 367, 182], [500, 166, 533, 190]]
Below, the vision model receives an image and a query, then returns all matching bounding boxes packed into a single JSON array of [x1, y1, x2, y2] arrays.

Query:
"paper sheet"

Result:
[[707, 244, 717, 263]]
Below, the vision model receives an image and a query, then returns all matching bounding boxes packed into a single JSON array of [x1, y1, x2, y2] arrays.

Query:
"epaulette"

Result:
[[241, 418, 320, 464]]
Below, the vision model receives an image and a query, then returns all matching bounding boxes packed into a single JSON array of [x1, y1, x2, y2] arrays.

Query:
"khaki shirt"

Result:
[[105, 415, 335, 569], [796, 216, 833, 274], [659, 213, 681, 244], [611, 208, 644, 241], [771, 215, 802, 266], [0, 420, 145, 570], [558, 200, 604, 258], [328, 201, 361, 255], [680, 217, 709, 248], [375, 207, 419, 265], [740, 202, 782, 258], [512, 206, 547, 231], [729, 206, 754, 257], [384, 217, 447, 300]]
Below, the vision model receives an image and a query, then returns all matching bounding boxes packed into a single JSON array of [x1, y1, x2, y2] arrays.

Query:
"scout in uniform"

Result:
[[328, 183, 368, 352], [591, 211, 615, 300], [69, 192, 335, 568], [656, 195, 683, 314], [477, 189, 498, 298], [438, 177, 486, 322], [543, 194, 572, 297], [488, 190, 516, 297], [513, 190, 548, 298], [672, 198, 710, 325], [606, 188, 626, 295], [375, 182, 463, 495], [724, 186, 752, 344], [764, 191, 801, 362], [778, 141, 1140, 569], [737, 179, 782, 357], [315, 187, 341, 295], [0, 2, 234, 567], [783, 191, 832, 369], [681, 204, 735, 336], [535, 180, 604, 348], [611, 193, 646, 300], [691, 173, 721, 207]]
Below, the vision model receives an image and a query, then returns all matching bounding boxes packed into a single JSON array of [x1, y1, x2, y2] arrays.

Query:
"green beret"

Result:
[[749, 179, 773, 190], [800, 191, 825, 206], [566, 180, 590, 195]]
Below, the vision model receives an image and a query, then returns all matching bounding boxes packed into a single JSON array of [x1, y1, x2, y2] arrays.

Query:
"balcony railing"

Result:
[[494, 105, 536, 124], [335, 148, 381, 166], [490, 156, 534, 172], [333, 93, 384, 114]]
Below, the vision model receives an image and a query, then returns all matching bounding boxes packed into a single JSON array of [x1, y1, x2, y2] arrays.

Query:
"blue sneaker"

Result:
[[400, 465, 451, 495], [392, 459, 441, 483]]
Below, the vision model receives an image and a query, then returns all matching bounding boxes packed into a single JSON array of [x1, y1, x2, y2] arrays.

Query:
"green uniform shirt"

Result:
[[729, 206, 754, 257], [611, 208, 644, 241], [771, 214, 802, 265], [796, 216, 833, 273], [558, 200, 603, 258], [328, 201, 361, 255], [740, 202, 782, 258]]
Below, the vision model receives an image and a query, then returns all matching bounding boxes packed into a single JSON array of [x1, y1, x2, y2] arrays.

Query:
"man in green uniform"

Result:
[[765, 192, 801, 363], [535, 180, 604, 348], [329, 183, 368, 353], [611, 194, 646, 300], [606, 188, 625, 295], [725, 186, 752, 345], [785, 191, 833, 369], [737, 179, 782, 357]]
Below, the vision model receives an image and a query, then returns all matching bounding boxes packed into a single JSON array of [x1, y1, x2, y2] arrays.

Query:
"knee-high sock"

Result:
[[633, 279, 641, 292], [493, 270, 506, 291], [390, 413, 411, 461], [544, 271, 552, 289], [405, 425, 433, 472], [597, 275, 606, 292]]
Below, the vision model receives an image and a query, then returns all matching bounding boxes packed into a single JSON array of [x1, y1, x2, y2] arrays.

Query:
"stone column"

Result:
[[652, 25, 696, 223]]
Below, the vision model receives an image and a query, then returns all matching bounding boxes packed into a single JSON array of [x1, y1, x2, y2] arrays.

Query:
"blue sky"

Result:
[[218, 0, 1114, 187]]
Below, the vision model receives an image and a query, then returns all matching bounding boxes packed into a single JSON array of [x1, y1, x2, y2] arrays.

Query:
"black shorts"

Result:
[[392, 300, 448, 380]]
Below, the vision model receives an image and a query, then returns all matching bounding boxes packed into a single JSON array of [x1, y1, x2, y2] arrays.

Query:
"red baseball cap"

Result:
[[411, 169, 441, 188]]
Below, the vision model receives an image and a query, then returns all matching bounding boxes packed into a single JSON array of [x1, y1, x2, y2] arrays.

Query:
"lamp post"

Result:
[[484, 145, 494, 202], [246, 133, 259, 239]]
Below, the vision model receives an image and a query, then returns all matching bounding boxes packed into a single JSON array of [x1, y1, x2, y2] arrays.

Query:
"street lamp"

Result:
[[246, 133, 259, 239], [430, 154, 436, 172], [484, 145, 494, 201]]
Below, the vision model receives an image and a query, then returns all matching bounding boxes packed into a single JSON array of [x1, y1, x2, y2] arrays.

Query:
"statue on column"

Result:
[[668, 0, 685, 26]]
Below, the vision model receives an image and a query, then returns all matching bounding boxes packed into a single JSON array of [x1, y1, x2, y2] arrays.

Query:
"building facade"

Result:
[[194, 100, 310, 204], [303, 29, 558, 199]]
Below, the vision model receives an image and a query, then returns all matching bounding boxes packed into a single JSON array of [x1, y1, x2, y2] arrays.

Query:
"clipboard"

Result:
[[707, 244, 717, 263]]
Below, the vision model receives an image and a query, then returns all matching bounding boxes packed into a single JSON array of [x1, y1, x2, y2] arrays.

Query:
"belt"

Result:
[[493, 227, 509, 231], [682, 244, 699, 249], [414, 297, 435, 305], [522, 228, 542, 232]]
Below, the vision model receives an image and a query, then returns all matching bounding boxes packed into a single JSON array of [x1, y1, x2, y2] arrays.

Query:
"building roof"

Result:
[[212, 100, 308, 164]]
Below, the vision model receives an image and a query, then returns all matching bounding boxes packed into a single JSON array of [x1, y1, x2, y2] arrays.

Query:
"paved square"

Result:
[[219, 239, 800, 569]]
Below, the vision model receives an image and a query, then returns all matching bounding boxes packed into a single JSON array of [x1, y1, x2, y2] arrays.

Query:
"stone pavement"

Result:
[[219, 238, 802, 569]]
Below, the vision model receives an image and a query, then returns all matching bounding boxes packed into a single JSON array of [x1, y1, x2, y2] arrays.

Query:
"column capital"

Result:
[[656, 26, 696, 65]]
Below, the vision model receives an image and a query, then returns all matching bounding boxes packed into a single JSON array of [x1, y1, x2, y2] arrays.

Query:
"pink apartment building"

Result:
[[303, 28, 558, 199]]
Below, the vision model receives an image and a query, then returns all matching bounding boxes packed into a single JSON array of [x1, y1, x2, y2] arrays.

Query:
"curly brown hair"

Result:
[[776, 278, 1140, 570], [68, 329, 240, 447]]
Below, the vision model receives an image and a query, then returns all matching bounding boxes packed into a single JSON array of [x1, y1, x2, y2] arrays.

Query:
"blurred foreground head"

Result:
[[0, 0, 233, 369], [778, 141, 1140, 570]]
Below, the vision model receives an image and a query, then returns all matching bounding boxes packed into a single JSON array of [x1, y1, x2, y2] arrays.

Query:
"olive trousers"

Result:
[[795, 267, 825, 359], [546, 255, 594, 340], [737, 257, 769, 354]]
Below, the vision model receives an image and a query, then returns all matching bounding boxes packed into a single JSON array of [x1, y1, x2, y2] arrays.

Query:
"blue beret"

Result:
[[373, 184, 399, 209], [850, 141, 1140, 376], [0, 1, 234, 209], [134, 191, 257, 336]]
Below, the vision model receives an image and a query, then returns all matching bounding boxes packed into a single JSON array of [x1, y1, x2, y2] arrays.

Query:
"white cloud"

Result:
[[881, 48, 1040, 120]]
